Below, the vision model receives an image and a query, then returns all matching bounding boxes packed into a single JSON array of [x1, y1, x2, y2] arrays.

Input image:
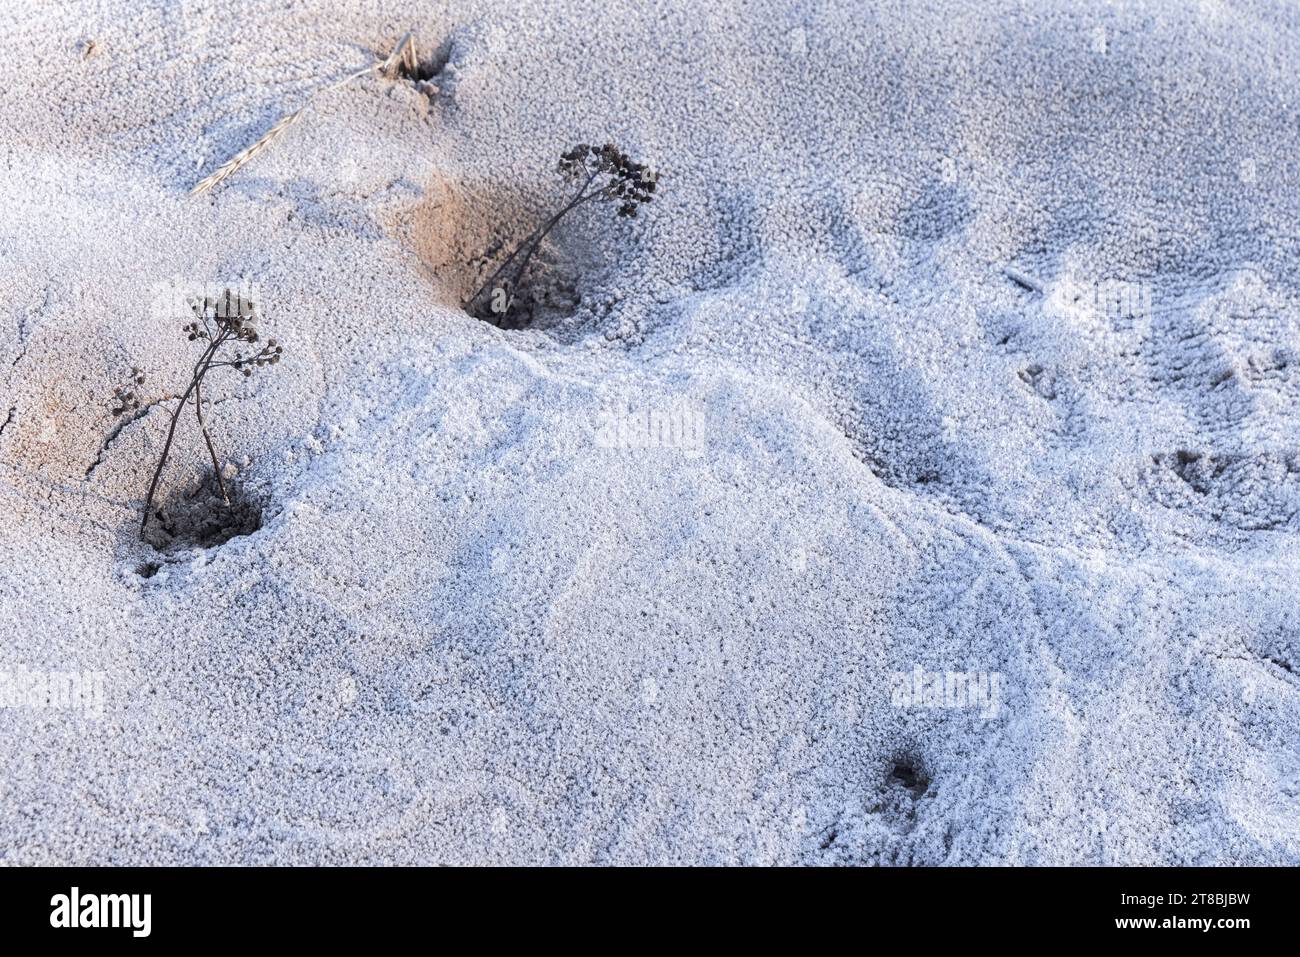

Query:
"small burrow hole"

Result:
[[135, 561, 162, 579], [466, 247, 583, 330], [398, 177, 589, 333], [394, 35, 452, 84], [889, 754, 930, 797], [142, 473, 264, 554]]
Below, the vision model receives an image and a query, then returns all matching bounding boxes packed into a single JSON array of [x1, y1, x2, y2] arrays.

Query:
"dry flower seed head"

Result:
[[110, 373, 146, 416]]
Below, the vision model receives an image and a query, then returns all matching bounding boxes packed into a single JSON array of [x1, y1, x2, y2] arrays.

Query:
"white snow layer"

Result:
[[0, 0, 1298, 864]]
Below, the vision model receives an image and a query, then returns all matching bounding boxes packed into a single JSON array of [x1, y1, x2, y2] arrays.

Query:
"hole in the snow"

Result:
[[394, 35, 452, 84], [1266, 654, 1294, 675], [135, 561, 162, 579], [466, 247, 583, 330], [142, 473, 263, 554], [397, 174, 592, 333], [889, 755, 930, 797]]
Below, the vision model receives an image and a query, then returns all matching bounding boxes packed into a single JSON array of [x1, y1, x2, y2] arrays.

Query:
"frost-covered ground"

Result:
[[1, 0, 1298, 864]]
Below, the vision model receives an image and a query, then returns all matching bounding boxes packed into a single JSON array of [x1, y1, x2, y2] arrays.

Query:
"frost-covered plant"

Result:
[[112, 289, 283, 537], [467, 142, 658, 325]]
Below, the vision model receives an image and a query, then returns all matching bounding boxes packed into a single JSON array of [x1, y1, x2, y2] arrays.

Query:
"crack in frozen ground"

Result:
[[8, 284, 53, 369], [9, 315, 32, 368], [83, 393, 188, 480]]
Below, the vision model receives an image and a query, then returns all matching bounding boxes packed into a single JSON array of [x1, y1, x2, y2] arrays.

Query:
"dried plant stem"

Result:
[[468, 170, 603, 322], [141, 375, 202, 535], [507, 188, 603, 298], [1004, 266, 1044, 293], [190, 32, 416, 196], [389, 31, 418, 76], [193, 379, 229, 505], [140, 330, 235, 534]]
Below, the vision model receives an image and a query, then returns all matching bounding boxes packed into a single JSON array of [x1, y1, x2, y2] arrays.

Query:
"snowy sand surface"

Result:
[[1, 0, 1298, 863]]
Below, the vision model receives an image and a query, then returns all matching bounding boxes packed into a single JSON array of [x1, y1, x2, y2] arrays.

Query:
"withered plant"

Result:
[[466, 143, 658, 326], [111, 289, 283, 538]]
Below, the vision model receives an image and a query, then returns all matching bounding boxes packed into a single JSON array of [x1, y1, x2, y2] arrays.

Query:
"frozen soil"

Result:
[[0, 0, 1298, 864]]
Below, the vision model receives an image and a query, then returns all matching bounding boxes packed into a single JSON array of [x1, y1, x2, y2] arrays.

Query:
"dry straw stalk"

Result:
[[191, 33, 416, 196]]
